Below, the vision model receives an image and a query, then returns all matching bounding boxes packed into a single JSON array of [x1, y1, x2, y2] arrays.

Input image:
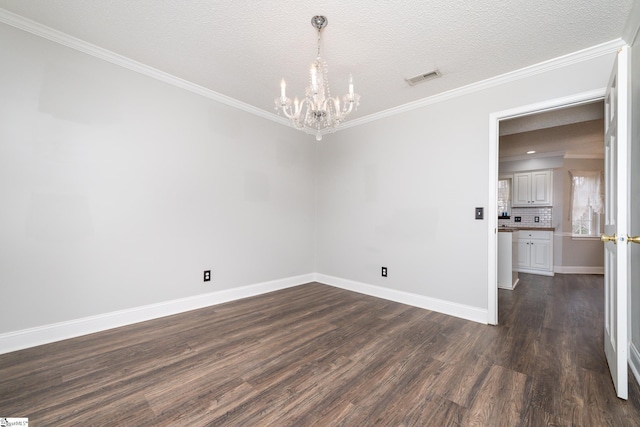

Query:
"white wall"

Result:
[[0, 23, 316, 334], [316, 53, 617, 310]]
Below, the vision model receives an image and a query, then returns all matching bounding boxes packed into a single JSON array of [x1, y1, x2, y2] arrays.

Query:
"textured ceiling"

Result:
[[0, 1, 634, 122]]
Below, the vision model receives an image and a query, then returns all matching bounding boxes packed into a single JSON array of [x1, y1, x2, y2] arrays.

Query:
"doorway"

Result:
[[487, 89, 606, 325]]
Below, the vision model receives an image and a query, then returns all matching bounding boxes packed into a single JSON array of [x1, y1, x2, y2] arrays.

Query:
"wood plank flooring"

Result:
[[2, 274, 640, 425]]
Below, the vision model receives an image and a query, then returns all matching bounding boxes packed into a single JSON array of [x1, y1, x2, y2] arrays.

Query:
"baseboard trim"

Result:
[[0, 272, 493, 354], [0, 273, 314, 355], [498, 277, 520, 291], [315, 274, 488, 324], [630, 342, 640, 388], [516, 268, 555, 277], [554, 266, 604, 274]]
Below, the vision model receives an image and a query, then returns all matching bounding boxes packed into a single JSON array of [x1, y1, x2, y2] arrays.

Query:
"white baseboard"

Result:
[[516, 268, 555, 276], [554, 266, 604, 274], [630, 342, 640, 388], [0, 273, 314, 355], [315, 274, 488, 324], [1, 272, 491, 354], [498, 277, 520, 291]]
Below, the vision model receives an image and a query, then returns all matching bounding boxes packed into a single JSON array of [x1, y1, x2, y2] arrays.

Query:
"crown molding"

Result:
[[0, 8, 627, 135], [500, 150, 567, 162], [341, 38, 626, 130], [0, 8, 290, 128]]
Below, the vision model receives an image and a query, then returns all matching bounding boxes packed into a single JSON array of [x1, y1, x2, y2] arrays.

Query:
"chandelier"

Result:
[[275, 16, 360, 141]]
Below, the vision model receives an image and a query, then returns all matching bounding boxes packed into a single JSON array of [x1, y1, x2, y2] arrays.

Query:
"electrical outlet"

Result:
[[534, 216, 540, 223], [514, 216, 522, 222], [204, 270, 211, 282], [381, 267, 387, 277]]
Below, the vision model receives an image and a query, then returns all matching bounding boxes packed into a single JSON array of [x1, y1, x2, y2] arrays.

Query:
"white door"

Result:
[[516, 239, 531, 268], [602, 46, 629, 400], [530, 170, 552, 205], [513, 173, 531, 206], [530, 239, 551, 270]]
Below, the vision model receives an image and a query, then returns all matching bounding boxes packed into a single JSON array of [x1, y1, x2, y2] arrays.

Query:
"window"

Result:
[[570, 171, 604, 237], [498, 177, 511, 217]]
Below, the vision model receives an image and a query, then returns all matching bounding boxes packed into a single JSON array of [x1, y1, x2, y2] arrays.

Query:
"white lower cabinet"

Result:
[[516, 230, 554, 276]]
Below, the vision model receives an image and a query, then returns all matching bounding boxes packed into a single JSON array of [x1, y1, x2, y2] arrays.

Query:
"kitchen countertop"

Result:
[[498, 226, 555, 232]]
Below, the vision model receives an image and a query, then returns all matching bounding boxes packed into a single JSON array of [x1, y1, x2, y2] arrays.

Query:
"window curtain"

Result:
[[569, 170, 604, 220], [498, 179, 510, 214]]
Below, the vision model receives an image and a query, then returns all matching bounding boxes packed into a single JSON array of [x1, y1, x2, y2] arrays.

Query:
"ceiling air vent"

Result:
[[405, 70, 442, 86]]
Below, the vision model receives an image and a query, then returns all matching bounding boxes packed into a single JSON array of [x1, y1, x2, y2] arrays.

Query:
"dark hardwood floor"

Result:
[[2, 274, 640, 425]]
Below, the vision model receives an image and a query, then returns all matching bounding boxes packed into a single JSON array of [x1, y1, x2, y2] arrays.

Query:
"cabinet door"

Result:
[[530, 239, 552, 270], [512, 173, 531, 206], [516, 239, 531, 268], [530, 170, 552, 206]]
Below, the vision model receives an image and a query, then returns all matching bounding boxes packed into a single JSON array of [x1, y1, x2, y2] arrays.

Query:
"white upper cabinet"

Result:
[[512, 170, 552, 207]]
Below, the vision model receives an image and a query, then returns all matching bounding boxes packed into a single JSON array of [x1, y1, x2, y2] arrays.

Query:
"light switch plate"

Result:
[[475, 207, 484, 220]]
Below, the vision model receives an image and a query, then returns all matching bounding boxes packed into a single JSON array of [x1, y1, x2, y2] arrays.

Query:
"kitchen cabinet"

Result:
[[516, 230, 554, 276], [512, 170, 552, 206]]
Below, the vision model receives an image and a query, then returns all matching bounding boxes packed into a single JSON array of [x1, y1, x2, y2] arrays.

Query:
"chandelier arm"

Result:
[[280, 102, 296, 120], [342, 99, 354, 115], [298, 97, 313, 116], [302, 102, 313, 127], [325, 97, 341, 123]]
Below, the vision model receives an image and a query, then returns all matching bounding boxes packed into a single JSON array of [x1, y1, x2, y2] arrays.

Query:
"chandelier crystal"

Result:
[[275, 16, 360, 141]]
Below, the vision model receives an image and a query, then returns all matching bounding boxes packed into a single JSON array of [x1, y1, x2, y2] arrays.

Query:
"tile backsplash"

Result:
[[498, 207, 552, 228]]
